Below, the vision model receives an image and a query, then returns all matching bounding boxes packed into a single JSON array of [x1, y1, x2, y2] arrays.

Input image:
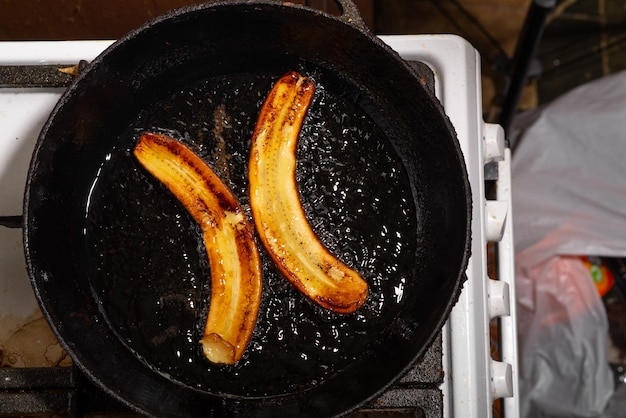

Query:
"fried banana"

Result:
[[134, 132, 262, 365], [249, 71, 368, 314]]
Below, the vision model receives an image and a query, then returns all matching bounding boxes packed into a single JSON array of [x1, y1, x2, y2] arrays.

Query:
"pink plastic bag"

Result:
[[516, 246, 613, 418]]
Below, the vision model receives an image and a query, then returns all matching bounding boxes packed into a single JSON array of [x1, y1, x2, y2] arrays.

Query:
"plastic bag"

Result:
[[511, 70, 626, 417], [511, 70, 626, 257], [516, 249, 613, 418]]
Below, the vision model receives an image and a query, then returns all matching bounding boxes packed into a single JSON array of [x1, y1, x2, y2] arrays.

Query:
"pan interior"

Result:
[[80, 65, 421, 396]]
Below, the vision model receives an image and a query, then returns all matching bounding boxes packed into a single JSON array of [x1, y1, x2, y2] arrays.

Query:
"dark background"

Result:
[[1, 0, 625, 118]]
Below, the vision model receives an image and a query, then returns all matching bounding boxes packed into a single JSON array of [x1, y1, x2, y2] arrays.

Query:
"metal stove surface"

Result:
[[0, 36, 519, 418]]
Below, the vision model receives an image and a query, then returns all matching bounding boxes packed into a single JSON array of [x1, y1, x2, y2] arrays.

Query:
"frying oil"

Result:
[[82, 67, 419, 396]]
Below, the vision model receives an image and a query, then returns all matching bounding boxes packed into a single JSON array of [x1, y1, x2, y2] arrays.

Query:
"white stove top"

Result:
[[0, 35, 519, 418]]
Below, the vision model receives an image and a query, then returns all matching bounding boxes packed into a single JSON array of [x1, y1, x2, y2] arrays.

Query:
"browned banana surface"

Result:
[[249, 71, 368, 314], [134, 132, 262, 364]]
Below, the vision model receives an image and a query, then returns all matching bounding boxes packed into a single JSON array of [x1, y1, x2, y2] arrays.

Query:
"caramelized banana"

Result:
[[249, 71, 368, 314], [134, 132, 262, 365]]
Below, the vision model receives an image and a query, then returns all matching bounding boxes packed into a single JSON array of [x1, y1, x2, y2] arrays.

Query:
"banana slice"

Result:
[[249, 71, 368, 314], [134, 132, 262, 365]]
